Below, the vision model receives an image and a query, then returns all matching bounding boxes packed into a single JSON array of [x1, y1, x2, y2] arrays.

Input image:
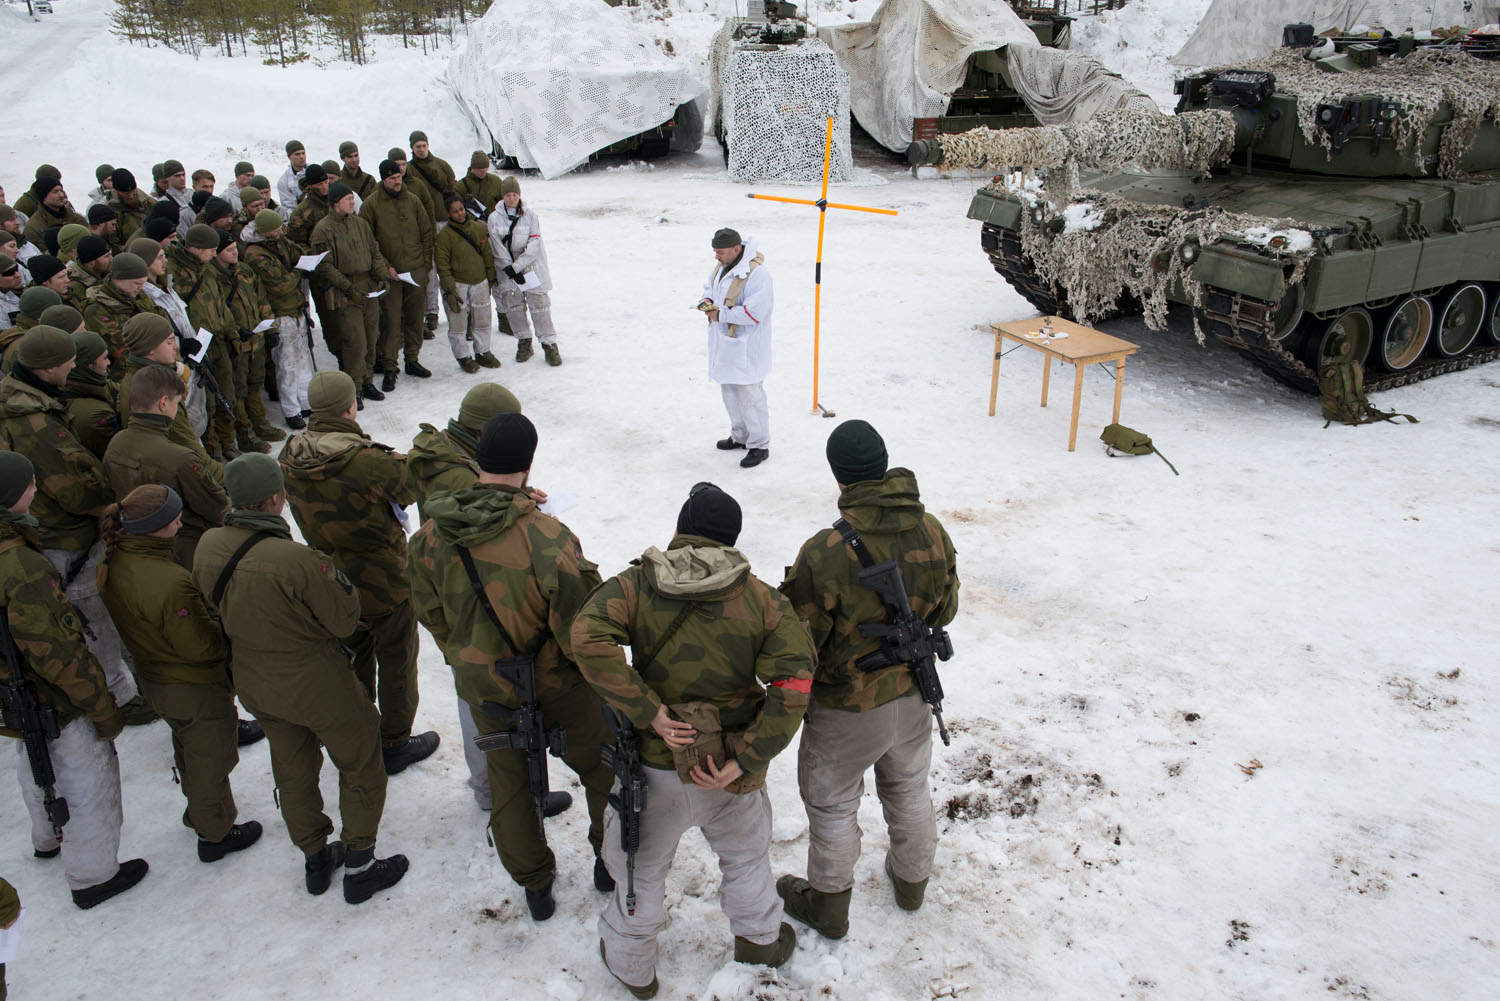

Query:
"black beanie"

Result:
[[327, 181, 353, 205], [27, 255, 65, 285], [144, 218, 176, 242], [711, 227, 742, 249], [379, 159, 401, 180], [32, 176, 62, 201], [87, 203, 117, 225], [204, 196, 233, 223], [676, 483, 742, 547], [149, 198, 180, 223], [42, 227, 61, 255], [476, 413, 537, 474], [826, 419, 889, 485], [190, 190, 212, 213], [110, 168, 137, 193], [303, 163, 328, 185], [77, 235, 110, 264]]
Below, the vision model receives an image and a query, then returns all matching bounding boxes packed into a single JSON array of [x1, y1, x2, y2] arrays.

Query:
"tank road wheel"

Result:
[[1486, 283, 1500, 346], [1432, 283, 1486, 358], [1302, 308, 1373, 369], [1267, 284, 1306, 342], [1375, 295, 1434, 371]]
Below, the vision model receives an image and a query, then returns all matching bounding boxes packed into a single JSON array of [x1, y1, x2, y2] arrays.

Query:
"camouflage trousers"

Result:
[[43, 543, 136, 706], [231, 335, 268, 427], [349, 600, 420, 748], [16, 717, 123, 891], [245, 671, 387, 856], [139, 679, 239, 843], [797, 694, 938, 894], [472, 681, 613, 891], [599, 768, 781, 990]]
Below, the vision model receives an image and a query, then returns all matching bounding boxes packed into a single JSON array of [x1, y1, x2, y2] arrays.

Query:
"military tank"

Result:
[[908, 26, 1500, 393]]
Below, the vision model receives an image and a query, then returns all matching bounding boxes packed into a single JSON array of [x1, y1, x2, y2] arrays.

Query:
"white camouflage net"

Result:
[[710, 25, 853, 183], [1214, 47, 1500, 177]]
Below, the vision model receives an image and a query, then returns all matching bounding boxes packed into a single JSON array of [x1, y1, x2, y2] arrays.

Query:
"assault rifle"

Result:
[[834, 519, 955, 746], [600, 705, 647, 915], [182, 353, 236, 416], [474, 655, 567, 825], [0, 611, 70, 839]]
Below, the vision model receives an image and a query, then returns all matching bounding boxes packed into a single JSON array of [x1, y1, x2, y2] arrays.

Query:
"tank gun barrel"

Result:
[[906, 108, 1241, 174]]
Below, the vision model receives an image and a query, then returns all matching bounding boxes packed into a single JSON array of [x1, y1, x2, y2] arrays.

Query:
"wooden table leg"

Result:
[[1068, 361, 1085, 451], [988, 333, 1001, 417], [1040, 355, 1050, 408], [1112, 358, 1126, 424]]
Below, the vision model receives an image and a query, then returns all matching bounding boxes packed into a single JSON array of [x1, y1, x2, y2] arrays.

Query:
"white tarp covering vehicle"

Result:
[[818, 0, 1154, 153], [446, 0, 705, 178]]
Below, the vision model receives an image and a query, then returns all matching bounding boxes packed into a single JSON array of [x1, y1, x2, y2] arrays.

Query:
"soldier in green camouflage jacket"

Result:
[[279, 371, 436, 772], [168, 228, 239, 461], [776, 420, 959, 940], [571, 482, 813, 993], [408, 412, 614, 919], [82, 254, 168, 375], [216, 239, 281, 452], [0, 450, 147, 910], [408, 382, 522, 522], [63, 330, 121, 460]]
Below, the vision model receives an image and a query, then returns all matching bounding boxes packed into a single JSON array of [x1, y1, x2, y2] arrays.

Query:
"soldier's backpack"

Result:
[[1318, 335, 1419, 428], [1100, 423, 1179, 475]]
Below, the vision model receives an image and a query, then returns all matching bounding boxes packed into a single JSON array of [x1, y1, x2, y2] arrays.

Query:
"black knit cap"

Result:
[[144, 218, 176, 242], [32, 176, 62, 200], [676, 482, 742, 546], [111, 168, 137, 193], [477, 412, 537, 474], [204, 196, 233, 223], [379, 159, 401, 180], [27, 255, 65, 285], [826, 419, 888, 485], [87, 203, 117, 225], [303, 163, 327, 185], [711, 227, 741, 249], [190, 190, 212, 213], [149, 198, 181, 223], [77, 235, 111, 264]]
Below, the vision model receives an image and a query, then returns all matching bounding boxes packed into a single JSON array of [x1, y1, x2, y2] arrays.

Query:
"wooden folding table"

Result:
[[989, 317, 1140, 451]]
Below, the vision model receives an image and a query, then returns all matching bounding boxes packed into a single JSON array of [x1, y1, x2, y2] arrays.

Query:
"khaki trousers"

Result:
[[349, 600, 420, 748], [332, 294, 380, 391], [798, 693, 938, 893], [378, 269, 427, 369], [139, 678, 239, 842]]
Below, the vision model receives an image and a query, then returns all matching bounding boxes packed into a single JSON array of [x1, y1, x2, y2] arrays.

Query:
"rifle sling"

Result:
[[211, 533, 271, 608], [457, 546, 548, 659], [449, 222, 488, 261], [635, 601, 696, 675], [833, 518, 877, 569]]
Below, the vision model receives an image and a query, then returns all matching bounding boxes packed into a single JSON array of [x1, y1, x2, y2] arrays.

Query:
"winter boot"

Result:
[[72, 858, 148, 910], [542, 343, 561, 367], [284, 414, 307, 430], [600, 941, 658, 1000], [237, 429, 272, 454], [361, 382, 385, 402], [343, 845, 409, 904], [198, 821, 264, 863], [251, 419, 287, 442], [777, 875, 850, 940], [459, 356, 481, 374], [594, 856, 615, 892], [382, 730, 440, 775], [885, 856, 928, 911], [715, 437, 746, 451], [525, 877, 556, 921], [381, 370, 398, 393], [404, 359, 432, 378], [424, 312, 438, 333], [475, 351, 501, 369], [305, 841, 346, 896], [733, 922, 797, 967], [740, 447, 770, 468], [515, 338, 534, 363], [237, 718, 265, 747]]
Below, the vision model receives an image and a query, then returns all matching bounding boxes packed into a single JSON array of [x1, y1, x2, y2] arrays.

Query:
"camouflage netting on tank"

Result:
[[709, 28, 853, 183], [1010, 187, 1314, 337], [1218, 48, 1500, 177], [935, 109, 1238, 183]]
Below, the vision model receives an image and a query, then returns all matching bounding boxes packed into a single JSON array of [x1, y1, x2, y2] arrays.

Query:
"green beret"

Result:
[[18, 287, 63, 319], [110, 252, 149, 281], [233, 161, 254, 176], [17, 324, 78, 371], [826, 420, 889, 486], [73, 329, 108, 365], [338, 141, 358, 158], [35, 164, 61, 181], [185, 224, 220, 250], [500, 176, 521, 196], [458, 382, 522, 431], [285, 140, 305, 155], [122, 313, 174, 354], [96, 163, 116, 183], [0, 451, 35, 509], [224, 453, 284, 507], [254, 210, 284, 235], [469, 150, 488, 170], [162, 159, 185, 177], [409, 130, 428, 145], [57, 224, 90, 255], [42, 304, 85, 333], [307, 371, 357, 416], [239, 186, 262, 206]]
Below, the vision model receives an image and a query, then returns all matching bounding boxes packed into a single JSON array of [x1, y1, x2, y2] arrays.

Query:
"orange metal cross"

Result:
[[748, 117, 898, 417]]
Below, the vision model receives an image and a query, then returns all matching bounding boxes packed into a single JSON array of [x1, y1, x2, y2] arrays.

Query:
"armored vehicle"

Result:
[[911, 27, 1500, 392]]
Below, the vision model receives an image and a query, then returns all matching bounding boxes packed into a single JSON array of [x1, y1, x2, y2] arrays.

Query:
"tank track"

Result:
[[981, 223, 1500, 394]]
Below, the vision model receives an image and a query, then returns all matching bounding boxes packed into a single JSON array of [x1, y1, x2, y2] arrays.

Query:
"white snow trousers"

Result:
[[494, 288, 557, 345], [43, 544, 135, 705], [272, 315, 313, 418], [455, 691, 490, 810], [599, 767, 781, 990], [444, 280, 492, 361], [719, 382, 770, 449], [798, 694, 938, 893], [17, 717, 124, 891]]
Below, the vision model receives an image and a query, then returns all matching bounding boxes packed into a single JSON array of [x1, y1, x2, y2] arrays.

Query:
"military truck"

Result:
[[910, 26, 1500, 392]]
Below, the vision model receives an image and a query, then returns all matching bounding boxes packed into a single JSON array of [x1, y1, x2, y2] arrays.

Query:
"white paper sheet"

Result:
[[294, 252, 328, 271], [537, 488, 578, 517], [190, 329, 213, 363], [252, 318, 276, 333], [396, 272, 422, 287], [367, 289, 387, 299], [515, 271, 540, 292]]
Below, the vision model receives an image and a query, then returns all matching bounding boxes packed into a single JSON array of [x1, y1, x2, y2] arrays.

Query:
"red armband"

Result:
[[771, 677, 812, 694]]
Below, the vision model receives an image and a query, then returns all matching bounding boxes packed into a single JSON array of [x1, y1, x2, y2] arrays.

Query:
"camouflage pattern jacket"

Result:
[[105, 190, 154, 245], [83, 279, 169, 369], [780, 470, 959, 713], [287, 190, 330, 252], [407, 153, 457, 220], [63, 259, 103, 313], [280, 415, 416, 615], [0, 512, 121, 737], [408, 483, 600, 710], [0, 372, 114, 552], [241, 228, 307, 317], [167, 243, 234, 342], [63, 367, 120, 460], [218, 260, 272, 350], [406, 421, 480, 523], [571, 535, 815, 775], [99, 533, 226, 686]]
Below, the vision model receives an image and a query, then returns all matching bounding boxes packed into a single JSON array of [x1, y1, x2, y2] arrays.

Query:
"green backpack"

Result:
[[1318, 336, 1419, 427], [1101, 423, 1179, 475]]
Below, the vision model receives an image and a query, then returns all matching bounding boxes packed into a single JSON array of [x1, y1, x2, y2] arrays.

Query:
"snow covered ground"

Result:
[[3, 2, 1499, 1000]]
